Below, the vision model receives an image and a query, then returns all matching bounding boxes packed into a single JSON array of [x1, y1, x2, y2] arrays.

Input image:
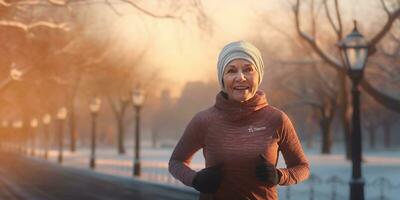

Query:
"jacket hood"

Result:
[[214, 90, 268, 122]]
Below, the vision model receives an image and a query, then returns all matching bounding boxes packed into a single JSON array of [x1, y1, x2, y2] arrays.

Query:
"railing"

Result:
[[2, 144, 399, 200], [101, 163, 400, 200], [281, 174, 400, 200], [61, 155, 400, 200]]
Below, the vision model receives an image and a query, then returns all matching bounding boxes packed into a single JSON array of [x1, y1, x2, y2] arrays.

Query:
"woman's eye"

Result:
[[227, 69, 236, 73], [244, 67, 254, 72]]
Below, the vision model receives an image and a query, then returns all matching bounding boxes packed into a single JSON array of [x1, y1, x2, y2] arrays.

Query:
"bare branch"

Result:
[[389, 32, 400, 44], [281, 100, 321, 111], [333, 0, 343, 40], [380, 0, 391, 16], [141, 69, 161, 91], [293, 0, 400, 113], [30, 21, 71, 31], [106, 0, 123, 16], [120, 0, 178, 19], [273, 59, 321, 66], [14, 0, 73, 6], [369, 7, 400, 53], [261, 16, 305, 50], [0, 77, 14, 94], [324, 0, 339, 36], [281, 75, 324, 109], [0, 0, 11, 7], [107, 94, 120, 118], [323, 0, 342, 40], [378, 43, 399, 58], [314, 65, 338, 98], [190, 0, 212, 33], [48, 0, 71, 6], [2, 0, 72, 7], [374, 62, 399, 80], [361, 79, 400, 112], [0, 20, 70, 32], [304, 100, 322, 108], [311, 0, 316, 37], [293, 0, 343, 69], [0, 66, 33, 94], [81, 52, 110, 68]]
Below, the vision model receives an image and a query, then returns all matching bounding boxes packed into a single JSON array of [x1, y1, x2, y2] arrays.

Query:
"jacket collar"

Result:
[[214, 90, 268, 121]]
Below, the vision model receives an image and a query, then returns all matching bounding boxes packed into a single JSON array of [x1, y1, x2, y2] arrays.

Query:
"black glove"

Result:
[[256, 154, 280, 186], [192, 164, 223, 194]]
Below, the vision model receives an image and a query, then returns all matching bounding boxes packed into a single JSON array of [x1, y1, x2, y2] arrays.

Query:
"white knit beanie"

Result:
[[217, 41, 264, 92]]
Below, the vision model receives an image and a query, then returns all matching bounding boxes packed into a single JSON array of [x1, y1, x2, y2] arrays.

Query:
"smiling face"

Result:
[[223, 59, 259, 102]]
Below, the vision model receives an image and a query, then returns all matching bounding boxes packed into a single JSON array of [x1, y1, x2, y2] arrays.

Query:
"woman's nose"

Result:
[[235, 72, 246, 81]]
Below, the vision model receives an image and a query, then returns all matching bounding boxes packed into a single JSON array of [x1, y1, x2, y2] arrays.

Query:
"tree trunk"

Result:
[[117, 116, 125, 154], [68, 104, 77, 152], [383, 124, 391, 148], [67, 75, 81, 152], [368, 127, 376, 149], [152, 128, 158, 149], [321, 118, 333, 154], [339, 73, 352, 159], [306, 132, 314, 149]]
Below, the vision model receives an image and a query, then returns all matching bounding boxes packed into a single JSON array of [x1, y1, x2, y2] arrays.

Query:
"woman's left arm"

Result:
[[277, 113, 310, 185]]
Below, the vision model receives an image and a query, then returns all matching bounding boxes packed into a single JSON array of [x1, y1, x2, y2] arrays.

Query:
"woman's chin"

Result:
[[227, 90, 255, 102], [231, 95, 252, 103]]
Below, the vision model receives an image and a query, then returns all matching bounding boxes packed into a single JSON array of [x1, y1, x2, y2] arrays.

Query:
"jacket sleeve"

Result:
[[277, 113, 310, 185], [168, 113, 205, 186]]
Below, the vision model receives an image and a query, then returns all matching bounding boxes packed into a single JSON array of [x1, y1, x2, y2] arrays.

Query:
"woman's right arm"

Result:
[[168, 113, 205, 186]]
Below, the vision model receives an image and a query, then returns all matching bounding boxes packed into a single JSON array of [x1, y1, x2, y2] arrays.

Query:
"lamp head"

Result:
[[131, 89, 145, 107], [43, 114, 51, 124], [30, 118, 38, 128], [338, 20, 369, 74], [89, 97, 102, 113], [57, 107, 68, 120]]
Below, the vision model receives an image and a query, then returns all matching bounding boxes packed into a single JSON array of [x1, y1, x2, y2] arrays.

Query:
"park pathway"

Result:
[[0, 150, 197, 200]]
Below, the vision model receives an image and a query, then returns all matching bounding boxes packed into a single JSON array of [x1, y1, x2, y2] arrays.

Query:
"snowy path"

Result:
[[0, 150, 198, 200], [3, 144, 399, 200], [39, 146, 399, 200]]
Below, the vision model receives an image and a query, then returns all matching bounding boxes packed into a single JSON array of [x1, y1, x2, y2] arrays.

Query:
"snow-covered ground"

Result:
[[23, 144, 400, 200]]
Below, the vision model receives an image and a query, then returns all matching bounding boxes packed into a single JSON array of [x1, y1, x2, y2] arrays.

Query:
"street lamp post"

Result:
[[42, 114, 51, 160], [131, 88, 145, 177], [89, 97, 101, 169], [338, 21, 369, 200], [30, 118, 38, 156], [1, 120, 9, 150], [12, 120, 23, 153], [57, 107, 67, 164]]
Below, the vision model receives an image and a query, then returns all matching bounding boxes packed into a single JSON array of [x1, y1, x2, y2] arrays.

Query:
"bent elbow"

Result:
[[302, 161, 311, 181], [168, 159, 176, 175]]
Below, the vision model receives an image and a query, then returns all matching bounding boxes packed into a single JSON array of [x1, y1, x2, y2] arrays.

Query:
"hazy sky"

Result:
[[95, 0, 388, 97], [103, 0, 284, 97]]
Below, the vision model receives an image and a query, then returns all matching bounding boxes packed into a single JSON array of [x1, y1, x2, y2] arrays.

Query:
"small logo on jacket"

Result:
[[248, 125, 266, 133]]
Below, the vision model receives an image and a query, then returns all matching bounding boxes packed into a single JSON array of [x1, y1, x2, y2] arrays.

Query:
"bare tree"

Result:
[[93, 49, 145, 154], [279, 62, 340, 154], [362, 97, 384, 149], [381, 110, 399, 148], [292, 0, 400, 158]]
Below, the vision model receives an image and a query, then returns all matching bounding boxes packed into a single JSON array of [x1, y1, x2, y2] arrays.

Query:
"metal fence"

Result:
[[280, 174, 400, 200], [62, 155, 400, 200], [2, 145, 400, 200]]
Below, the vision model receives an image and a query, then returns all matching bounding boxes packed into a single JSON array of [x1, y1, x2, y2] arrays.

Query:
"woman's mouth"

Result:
[[233, 86, 250, 90]]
